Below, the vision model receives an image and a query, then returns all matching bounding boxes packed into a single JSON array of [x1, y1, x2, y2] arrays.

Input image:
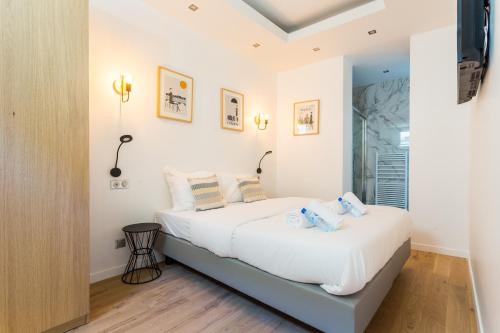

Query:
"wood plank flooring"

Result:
[[73, 251, 477, 333]]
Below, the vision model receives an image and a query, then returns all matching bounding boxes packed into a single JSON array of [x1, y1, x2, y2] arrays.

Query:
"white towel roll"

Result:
[[285, 210, 314, 229], [306, 201, 344, 230], [323, 200, 347, 215], [343, 192, 367, 216]]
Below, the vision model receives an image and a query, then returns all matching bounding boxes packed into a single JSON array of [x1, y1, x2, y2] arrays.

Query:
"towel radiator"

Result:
[[375, 152, 409, 209]]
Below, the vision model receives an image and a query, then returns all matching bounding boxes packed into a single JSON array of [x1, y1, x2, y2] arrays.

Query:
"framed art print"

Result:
[[220, 88, 244, 131], [157, 66, 193, 122], [294, 99, 320, 135]]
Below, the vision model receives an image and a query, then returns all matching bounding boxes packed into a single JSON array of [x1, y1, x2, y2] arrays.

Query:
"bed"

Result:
[[155, 197, 411, 333]]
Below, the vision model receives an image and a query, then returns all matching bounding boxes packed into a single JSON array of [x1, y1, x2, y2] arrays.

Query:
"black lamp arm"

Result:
[[114, 142, 125, 168], [258, 154, 266, 170], [256, 151, 272, 174], [110, 134, 133, 177]]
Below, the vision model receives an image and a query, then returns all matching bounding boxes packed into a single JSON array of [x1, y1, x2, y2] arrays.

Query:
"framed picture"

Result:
[[294, 99, 320, 135], [157, 66, 193, 122], [220, 88, 244, 131]]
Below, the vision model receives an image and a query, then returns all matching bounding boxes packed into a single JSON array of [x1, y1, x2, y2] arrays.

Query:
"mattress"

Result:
[[155, 207, 215, 242], [155, 197, 411, 295]]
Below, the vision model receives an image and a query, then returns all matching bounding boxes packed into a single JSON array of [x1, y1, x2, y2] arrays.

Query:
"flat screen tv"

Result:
[[457, 0, 490, 104]]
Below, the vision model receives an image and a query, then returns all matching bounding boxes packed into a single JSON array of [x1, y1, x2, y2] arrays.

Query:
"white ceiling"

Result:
[[352, 54, 410, 87], [143, 0, 455, 72], [241, 0, 373, 32]]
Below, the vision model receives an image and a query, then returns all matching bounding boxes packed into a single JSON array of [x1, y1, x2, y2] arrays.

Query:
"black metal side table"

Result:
[[122, 223, 162, 284]]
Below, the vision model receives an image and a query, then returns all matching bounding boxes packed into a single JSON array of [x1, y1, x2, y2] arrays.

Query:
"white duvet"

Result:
[[189, 197, 310, 257], [163, 197, 411, 295], [232, 204, 411, 295]]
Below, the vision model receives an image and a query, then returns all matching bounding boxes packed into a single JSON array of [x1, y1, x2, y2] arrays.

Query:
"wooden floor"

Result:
[[73, 251, 477, 333]]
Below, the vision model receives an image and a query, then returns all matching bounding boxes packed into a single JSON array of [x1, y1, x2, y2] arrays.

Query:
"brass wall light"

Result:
[[254, 113, 269, 130], [113, 74, 133, 103]]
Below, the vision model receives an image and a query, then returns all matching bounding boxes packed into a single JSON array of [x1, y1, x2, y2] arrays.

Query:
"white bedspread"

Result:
[[231, 204, 411, 295], [159, 197, 411, 295], [189, 197, 310, 257]]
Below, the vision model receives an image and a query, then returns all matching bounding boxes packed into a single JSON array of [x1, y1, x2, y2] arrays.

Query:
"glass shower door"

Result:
[[352, 108, 367, 203]]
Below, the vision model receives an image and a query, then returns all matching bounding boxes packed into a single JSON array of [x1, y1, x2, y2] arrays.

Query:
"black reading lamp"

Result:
[[256, 151, 272, 174], [110, 135, 133, 177]]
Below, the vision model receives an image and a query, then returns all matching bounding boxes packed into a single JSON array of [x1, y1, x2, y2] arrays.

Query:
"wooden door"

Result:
[[0, 0, 89, 331]]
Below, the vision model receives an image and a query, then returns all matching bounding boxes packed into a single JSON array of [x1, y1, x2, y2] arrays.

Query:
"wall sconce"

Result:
[[254, 113, 269, 130], [257, 151, 272, 174], [113, 74, 133, 103], [110, 135, 133, 177]]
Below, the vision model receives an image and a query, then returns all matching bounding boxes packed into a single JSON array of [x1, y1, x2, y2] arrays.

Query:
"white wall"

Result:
[[469, 1, 500, 331], [342, 60, 354, 192], [89, 0, 487, 292], [90, 0, 277, 281], [275, 57, 352, 199], [409, 26, 472, 258]]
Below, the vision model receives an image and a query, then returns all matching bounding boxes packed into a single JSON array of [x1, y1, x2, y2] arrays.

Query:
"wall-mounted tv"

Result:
[[457, 0, 490, 104]]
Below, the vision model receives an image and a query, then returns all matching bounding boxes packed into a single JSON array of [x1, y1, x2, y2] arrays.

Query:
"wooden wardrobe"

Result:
[[1, 0, 89, 332]]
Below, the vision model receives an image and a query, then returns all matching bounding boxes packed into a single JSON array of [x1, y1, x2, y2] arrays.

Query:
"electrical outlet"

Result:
[[110, 179, 129, 190], [115, 238, 126, 249]]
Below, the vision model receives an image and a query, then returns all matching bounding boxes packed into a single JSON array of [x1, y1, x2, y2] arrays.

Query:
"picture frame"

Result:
[[157, 66, 193, 123], [294, 99, 320, 136], [220, 88, 245, 131]]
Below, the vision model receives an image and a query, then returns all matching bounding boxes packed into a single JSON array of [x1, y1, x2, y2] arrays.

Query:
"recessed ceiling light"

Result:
[[312, 47, 321, 52], [188, 4, 199, 11], [252, 43, 261, 48], [368, 29, 377, 35], [383, 69, 390, 73]]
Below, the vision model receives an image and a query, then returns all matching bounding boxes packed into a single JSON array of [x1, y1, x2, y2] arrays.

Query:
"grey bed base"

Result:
[[155, 233, 410, 333]]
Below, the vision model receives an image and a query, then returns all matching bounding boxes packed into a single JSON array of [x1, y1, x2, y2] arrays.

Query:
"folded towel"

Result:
[[323, 200, 347, 215], [343, 192, 367, 216], [306, 201, 344, 230], [285, 210, 314, 229]]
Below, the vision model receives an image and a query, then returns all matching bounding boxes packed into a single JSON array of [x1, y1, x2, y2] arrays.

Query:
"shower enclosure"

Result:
[[352, 77, 410, 208], [352, 107, 367, 203]]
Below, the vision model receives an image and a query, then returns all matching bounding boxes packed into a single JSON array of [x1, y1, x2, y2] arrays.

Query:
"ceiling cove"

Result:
[[226, 0, 386, 42]]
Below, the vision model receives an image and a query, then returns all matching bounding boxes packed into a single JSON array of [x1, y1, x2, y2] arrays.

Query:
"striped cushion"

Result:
[[237, 177, 267, 203], [188, 176, 226, 211]]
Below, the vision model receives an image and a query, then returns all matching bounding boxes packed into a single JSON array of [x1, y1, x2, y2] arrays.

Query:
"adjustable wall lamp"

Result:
[[256, 151, 272, 174], [110, 135, 133, 177], [113, 74, 133, 103]]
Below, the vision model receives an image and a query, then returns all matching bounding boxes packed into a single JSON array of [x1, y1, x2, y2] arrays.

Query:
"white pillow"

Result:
[[217, 173, 253, 203], [163, 166, 213, 211]]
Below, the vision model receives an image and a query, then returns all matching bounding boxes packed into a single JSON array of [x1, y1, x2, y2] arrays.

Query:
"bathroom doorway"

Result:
[[352, 57, 410, 209]]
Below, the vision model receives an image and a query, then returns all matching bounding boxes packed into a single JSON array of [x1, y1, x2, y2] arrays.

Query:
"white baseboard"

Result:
[[90, 252, 165, 283], [90, 264, 126, 283], [468, 260, 485, 333], [411, 242, 469, 258]]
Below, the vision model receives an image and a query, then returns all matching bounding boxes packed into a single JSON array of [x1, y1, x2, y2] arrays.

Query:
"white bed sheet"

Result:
[[232, 204, 411, 295], [155, 208, 199, 241], [156, 198, 411, 295], [155, 197, 309, 250], [190, 197, 311, 257]]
